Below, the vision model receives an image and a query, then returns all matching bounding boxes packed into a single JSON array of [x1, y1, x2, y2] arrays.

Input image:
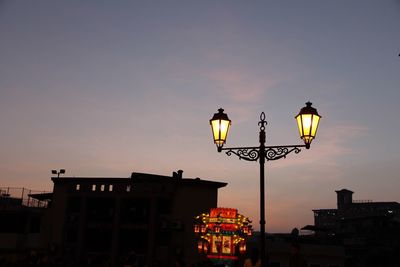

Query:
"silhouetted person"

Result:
[[288, 243, 307, 267], [243, 248, 261, 267]]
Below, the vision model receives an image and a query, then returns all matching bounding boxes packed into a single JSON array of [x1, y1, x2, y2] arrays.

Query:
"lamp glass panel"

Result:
[[219, 120, 230, 141], [211, 119, 221, 142], [296, 116, 303, 137], [211, 119, 230, 144], [301, 114, 312, 136], [311, 115, 320, 137]]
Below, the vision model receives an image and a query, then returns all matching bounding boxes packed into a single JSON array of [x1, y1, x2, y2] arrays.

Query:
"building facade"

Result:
[[45, 170, 226, 267]]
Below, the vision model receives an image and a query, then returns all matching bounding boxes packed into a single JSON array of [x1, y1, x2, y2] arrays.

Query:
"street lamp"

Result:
[[295, 102, 321, 149], [51, 169, 66, 178], [209, 102, 321, 267], [210, 108, 231, 152]]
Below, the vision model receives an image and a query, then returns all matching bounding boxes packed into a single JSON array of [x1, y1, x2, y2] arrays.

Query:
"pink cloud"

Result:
[[207, 68, 277, 104]]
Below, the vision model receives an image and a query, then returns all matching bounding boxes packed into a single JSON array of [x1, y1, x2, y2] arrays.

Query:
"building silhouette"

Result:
[[3, 182, 399, 267], [313, 189, 400, 233], [0, 187, 50, 255], [309, 189, 400, 266], [1, 170, 227, 267]]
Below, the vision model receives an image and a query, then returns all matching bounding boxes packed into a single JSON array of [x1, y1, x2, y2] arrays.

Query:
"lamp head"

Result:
[[210, 108, 231, 152], [295, 102, 321, 149]]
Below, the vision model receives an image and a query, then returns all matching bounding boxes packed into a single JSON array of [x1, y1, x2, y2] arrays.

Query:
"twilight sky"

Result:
[[1, 1, 400, 232]]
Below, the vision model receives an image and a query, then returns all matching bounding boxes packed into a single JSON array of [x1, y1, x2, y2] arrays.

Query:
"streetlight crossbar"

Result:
[[222, 145, 305, 162]]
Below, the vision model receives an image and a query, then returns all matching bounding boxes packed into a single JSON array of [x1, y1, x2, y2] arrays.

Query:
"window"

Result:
[[126, 185, 131, 192], [29, 216, 41, 233], [67, 197, 81, 213], [157, 198, 171, 214], [87, 197, 115, 223], [100, 185, 105, 191], [109, 184, 113, 191], [92, 184, 96, 191], [120, 198, 149, 223], [76, 184, 80, 191], [85, 228, 112, 251]]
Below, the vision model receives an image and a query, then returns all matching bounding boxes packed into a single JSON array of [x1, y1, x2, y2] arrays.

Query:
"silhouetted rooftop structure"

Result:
[[0, 187, 51, 208], [311, 189, 400, 266], [313, 189, 400, 229]]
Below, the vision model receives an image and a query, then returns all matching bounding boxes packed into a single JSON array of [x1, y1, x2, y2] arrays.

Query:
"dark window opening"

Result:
[[67, 197, 82, 213], [119, 229, 148, 254], [157, 198, 172, 214], [85, 227, 112, 252], [120, 198, 149, 223], [29, 216, 41, 233], [87, 198, 115, 222]]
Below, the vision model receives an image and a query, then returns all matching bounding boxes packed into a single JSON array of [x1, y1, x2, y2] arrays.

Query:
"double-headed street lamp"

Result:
[[209, 102, 321, 267], [51, 169, 66, 178]]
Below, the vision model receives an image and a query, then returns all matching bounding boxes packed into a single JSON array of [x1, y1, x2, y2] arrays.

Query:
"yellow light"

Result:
[[295, 102, 321, 149], [239, 242, 246, 254], [198, 240, 203, 252], [210, 108, 231, 152], [243, 226, 248, 234]]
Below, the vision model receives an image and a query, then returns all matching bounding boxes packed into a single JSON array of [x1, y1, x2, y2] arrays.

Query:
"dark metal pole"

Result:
[[259, 116, 266, 267]]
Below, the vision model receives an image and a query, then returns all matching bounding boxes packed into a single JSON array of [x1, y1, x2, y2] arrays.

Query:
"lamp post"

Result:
[[209, 102, 321, 267], [51, 169, 65, 178]]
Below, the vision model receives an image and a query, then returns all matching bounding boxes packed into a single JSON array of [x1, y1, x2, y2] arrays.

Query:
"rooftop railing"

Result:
[[0, 187, 51, 208]]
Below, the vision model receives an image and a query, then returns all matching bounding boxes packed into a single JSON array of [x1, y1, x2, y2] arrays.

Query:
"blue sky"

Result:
[[1, 0, 400, 232]]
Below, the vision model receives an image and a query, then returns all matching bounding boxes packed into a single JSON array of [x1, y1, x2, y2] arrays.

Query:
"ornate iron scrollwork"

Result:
[[264, 146, 301, 161], [225, 148, 260, 161], [224, 146, 302, 162], [220, 112, 305, 162]]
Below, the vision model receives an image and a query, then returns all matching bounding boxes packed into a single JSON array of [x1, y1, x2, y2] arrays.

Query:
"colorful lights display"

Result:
[[194, 207, 252, 263]]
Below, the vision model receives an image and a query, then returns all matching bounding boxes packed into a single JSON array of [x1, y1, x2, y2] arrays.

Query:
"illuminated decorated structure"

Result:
[[194, 207, 252, 265]]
